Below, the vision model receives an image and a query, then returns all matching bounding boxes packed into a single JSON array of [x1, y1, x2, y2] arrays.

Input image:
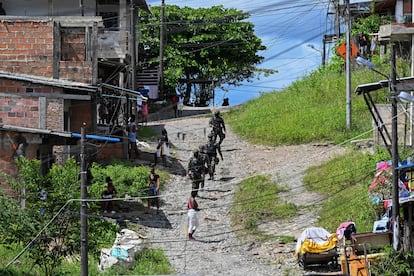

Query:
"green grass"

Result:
[[230, 175, 298, 238], [303, 148, 391, 233], [226, 65, 395, 146], [227, 60, 411, 238], [0, 245, 174, 275], [137, 125, 158, 140]]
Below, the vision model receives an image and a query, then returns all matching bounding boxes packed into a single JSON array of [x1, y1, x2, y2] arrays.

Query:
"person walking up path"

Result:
[[187, 191, 199, 240]]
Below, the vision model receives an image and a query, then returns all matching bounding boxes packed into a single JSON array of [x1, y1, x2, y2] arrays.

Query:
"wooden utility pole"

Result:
[[80, 124, 88, 276], [345, 0, 352, 129], [159, 0, 165, 99]]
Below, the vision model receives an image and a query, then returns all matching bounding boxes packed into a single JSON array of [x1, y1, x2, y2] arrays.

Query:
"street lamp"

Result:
[[307, 44, 325, 65]]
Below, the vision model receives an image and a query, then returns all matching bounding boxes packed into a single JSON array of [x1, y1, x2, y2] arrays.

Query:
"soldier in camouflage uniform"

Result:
[[205, 133, 223, 180], [209, 110, 226, 145], [188, 150, 203, 196], [197, 145, 210, 190]]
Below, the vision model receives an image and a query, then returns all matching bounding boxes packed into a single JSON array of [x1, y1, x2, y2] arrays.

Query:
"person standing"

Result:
[[0, 3, 6, 15], [205, 133, 223, 180], [172, 94, 179, 118], [141, 102, 148, 125], [177, 94, 184, 117], [197, 145, 210, 190], [358, 34, 368, 58], [187, 191, 199, 240], [209, 110, 226, 145], [98, 99, 109, 125], [102, 177, 117, 214], [370, 35, 377, 57], [148, 166, 161, 214], [154, 135, 169, 167], [188, 150, 203, 197], [128, 115, 139, 160]]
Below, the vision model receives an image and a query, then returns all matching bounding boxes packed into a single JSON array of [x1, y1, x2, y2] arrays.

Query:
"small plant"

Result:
[[370, 247, 413, 276]]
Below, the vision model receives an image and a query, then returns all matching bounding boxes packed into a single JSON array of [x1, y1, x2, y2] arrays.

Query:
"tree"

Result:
[[4, 158, 119, 275], [139, 5, 275, 106]]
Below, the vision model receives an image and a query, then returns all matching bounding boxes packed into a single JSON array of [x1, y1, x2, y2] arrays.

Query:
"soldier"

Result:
[[205, 133, 223, 181], [188, 150, 203, 196], [197, 145, 210, 190], [209, 110, 226, 145]]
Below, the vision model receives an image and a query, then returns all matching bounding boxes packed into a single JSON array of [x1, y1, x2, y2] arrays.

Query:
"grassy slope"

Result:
[[227, 62, 407, 233]]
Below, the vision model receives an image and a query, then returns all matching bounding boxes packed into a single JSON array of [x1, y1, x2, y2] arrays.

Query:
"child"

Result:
[[187, 191, 199, 240], [148, 166, 160, 213], [102, 177, 117, 213]]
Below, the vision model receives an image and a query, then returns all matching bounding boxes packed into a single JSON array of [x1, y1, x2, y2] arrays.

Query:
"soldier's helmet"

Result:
[[214, 110, 220, 116]]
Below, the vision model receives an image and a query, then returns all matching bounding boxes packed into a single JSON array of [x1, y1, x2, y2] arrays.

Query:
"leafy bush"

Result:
[[370, 247, 413, 276]]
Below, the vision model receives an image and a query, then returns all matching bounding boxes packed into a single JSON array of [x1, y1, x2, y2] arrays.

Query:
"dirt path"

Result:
[[137, 115, 347, 275]]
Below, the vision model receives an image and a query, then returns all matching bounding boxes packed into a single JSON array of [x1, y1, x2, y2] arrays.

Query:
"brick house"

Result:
[[0, 0, 150, 194]]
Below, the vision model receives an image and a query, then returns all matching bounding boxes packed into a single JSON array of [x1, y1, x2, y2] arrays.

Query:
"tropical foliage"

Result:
[[139, 5, 275, 106]]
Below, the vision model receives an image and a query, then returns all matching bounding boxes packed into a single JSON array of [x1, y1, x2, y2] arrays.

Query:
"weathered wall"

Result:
[[0, 78, 65, 129], [0, 20, 93, 83]]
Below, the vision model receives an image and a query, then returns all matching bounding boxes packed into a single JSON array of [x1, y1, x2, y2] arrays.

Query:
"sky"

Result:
[[146, 0, 336, 106]]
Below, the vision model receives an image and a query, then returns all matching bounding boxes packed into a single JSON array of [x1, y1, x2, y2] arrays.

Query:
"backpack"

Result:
[[205, 143, 216, 156], [189, 157, 201, 174]]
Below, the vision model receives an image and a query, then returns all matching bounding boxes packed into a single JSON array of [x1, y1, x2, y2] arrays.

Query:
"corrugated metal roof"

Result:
[[100, 83, 148, 101], [0, 124, 120, 142], [0, 124, 72, 137], [0, 71, 98, 92]]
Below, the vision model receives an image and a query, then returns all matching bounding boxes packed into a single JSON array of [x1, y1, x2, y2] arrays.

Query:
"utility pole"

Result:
[[334, 0, 341, 39], [410, 0, 414, 147], [130, 3, 136, 92], [391, 45, 400, 251], [80, 123, 88, 276], [129, 2, 137, 119], [79, 0, 84, 16], [345, 0, 352, 129], [159, 0, 165, 100]]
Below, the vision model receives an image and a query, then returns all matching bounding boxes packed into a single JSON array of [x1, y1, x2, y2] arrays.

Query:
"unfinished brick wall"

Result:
[[0, 21, 54, 77], [0, 78, 65, 129], [0, 20, 93, 83], [59, 61, 93, 83], [46, 99, 64, 131]]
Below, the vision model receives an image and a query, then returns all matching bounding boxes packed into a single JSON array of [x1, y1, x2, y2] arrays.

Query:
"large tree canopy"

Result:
[[138, 5, 275, 106]]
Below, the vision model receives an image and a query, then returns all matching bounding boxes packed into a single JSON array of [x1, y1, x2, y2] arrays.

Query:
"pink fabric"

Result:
[[376, 161, 390, 171], [336, 221, 355, 240]]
